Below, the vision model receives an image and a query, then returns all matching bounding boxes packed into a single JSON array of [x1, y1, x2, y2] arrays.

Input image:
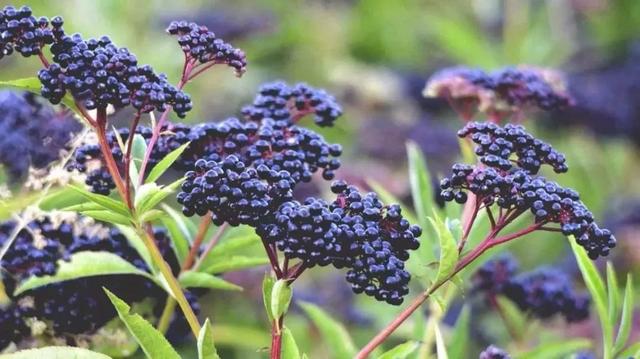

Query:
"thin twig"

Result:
[[192, 222, 229, 272]]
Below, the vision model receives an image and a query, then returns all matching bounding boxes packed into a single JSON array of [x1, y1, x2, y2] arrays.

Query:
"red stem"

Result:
[[192, 222, 229, 271], [182, 215, 212, 271], [271, 317, 284, 359], [123, 111, 142, 203], [95, 108, 132, 209]]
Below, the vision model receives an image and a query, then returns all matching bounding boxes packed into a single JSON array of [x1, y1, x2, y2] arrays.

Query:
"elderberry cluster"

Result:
[[0, 214, 190, 349], [166, 21, 247, 76], [472, 256, 590, 323], [0, 90, 81, 181], [440, 123, 615, 259], [242, 81, 342, 127], [458, 122, 568, 174], [0, 5, 61, 59], [257, 181, 421, 305], [38, 33, 192, 116], [424, 66, 572, 116]]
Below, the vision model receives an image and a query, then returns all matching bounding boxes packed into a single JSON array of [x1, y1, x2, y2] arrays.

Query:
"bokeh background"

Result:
[[2, 0, 640, 358]]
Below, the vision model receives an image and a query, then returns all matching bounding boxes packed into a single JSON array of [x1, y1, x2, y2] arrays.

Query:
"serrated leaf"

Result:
[[517, 339, 591, 359], [282, 326, 301, 359], [298, 301, 357, 359], [376, 341, 418, 359], [614, 274, 634, 354], [105, 289, 181, 359], [271, 279, 293, 321], [198, 318, 220, 359], [606, 262, 621, 328], [434, 322, 449, 359], [179, 271, 243, 291], [204, 256, 269, 274], [0, 78, 81, 118], [0, 346, 111, 359], [263, 274, 276, 323], [114, 225, 153, 272], [406, 141, 432, 231], [428, 211, 459, 286], [81, 210, 132, 226], [159, 205, 192, 264], [448, 306, 470, 359], [568, 237, 612, 357], [68, 185, 130, 217], [146, 142, 191, 183], [15, 252, 154, 295]]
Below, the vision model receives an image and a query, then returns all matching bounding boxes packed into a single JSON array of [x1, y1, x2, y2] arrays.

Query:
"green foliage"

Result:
[[0, 346, 111, 359], [428, 211, 459, 287], [104, 289, 181, 359], [298, 301, 357, 359], [447, 306, 470, 359], [197, 319, 220, 359], [376, 341, 418, 359], [15, 251, 155, 295], [203, 256, 269, 274], [263, 274, 276, 323], [159, 203, 194, 264], [270, 279, 293, 321], [0, 77, 82, 118], [517, 339, 591, 359], [145, 142, 190, 184], [433, 322, 449, 359], [281, 326, 302, 359], [179, 271, 243, 291]]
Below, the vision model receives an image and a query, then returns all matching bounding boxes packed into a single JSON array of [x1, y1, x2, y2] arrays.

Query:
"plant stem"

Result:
[[157, 297, 177, 334], [271, 317, 284, 359], [182, 215, 212, 271], [138, 224, 201, 337], [192, 222, 229, 272]]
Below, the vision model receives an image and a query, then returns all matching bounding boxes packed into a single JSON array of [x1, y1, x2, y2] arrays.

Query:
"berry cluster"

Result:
[[166, 21, 247, 76], [479, 345, 511, 359], [38, 33, 192, 116], [242, 81, 342, 127], [0, 5, 61, 59], [472, 255, 590, 323], [257, 181, 421, 305], [503, 267, 590, 322], [424, 66, 572, 118], [440, 123, 615, 259], [0, 90, 81, 181], [458, 122, 568, 174], [0, 214, 187, 349]]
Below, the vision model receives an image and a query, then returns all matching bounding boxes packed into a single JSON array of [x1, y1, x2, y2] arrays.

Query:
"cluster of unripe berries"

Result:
[[440, 122, 616, 259], [0, 5, 61, 59], [0, 90, 81, 181], [472, 254, 590, 323], [424, 66, 572, 117], [257, 181, 421, 304], [166, 20, 247, 76], [0, 214, 193, 350], [242, 81, 343, 127]]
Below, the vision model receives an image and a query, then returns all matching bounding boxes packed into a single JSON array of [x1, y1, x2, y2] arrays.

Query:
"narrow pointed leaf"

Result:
[[68, 186, 130, 217], [517, 339, 591, 359], [263, 274, 276, 322], [105, 289, 181, 359], [298, 301, 357, 359], [606, 262, 621, 326], [448, 306, 470, 359], [614, 274, 634, 354], [0, 78, 82, 117], [282, 326, 301, 359], [179, 271, 243, 291], [0, 346, 111, 359], [204, 256, 269, 274], [39, 188, 86, 211], [429, 211, 459, 286], [146, 142, 191, 183], [138, 178, 185, 215], [376, 341, 419, 359], [81, 210, 132, 226], [198, 318, 220, 359], [159, 204, 192, 263], [618, 342, 640, 358], [15, 252, 155, 295], [434, 322, 449, 359], [134, 183, 161, 210], [406, 141, 432, 230]]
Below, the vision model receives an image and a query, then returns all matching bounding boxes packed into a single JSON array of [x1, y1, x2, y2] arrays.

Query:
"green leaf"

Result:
[[204, 256, 269, 274], [198, 232, 261, 269], [160, 204, 194, 263], [0, 346, 111, 359], [568, 237, 612, 358], [129, 134, 147, 187], [495, 296, 527, 339], [146, 142, 191, 184], [516, 339, 591, 359], [179, 271, 243, 291], [271, 279, 293, 320], [15, 252, 155, 295], [376, 341, 418, 359], [428, 211, 459, 286], [81, 210, 132, 226], [618, 342, 640, 358], [198, 318, 220, 359], [0, 78, 81, 117], [137, 178, 185, 215], [406, 141, 432, 231], [209, 324, 270, 349], [282, 326, 301, 359], [135, 183, 161, 211], [448, 306, 470, 359], [434, 323, 449, 359], [614, 274, 634, 354], [39, 188, 86, 211], [138, 209, 166, 223], [263, 274, 276, 323], [298, 301, 357, 359], [105, 289, 181, 359], [606, 262, 621, 327], [68, 185, 130, 217], [62, 202, 110, 212], [114, 224, 152, 272]]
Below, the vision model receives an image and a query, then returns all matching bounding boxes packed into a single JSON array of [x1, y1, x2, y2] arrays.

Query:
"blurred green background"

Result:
[[2, 0, 640, 358]]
